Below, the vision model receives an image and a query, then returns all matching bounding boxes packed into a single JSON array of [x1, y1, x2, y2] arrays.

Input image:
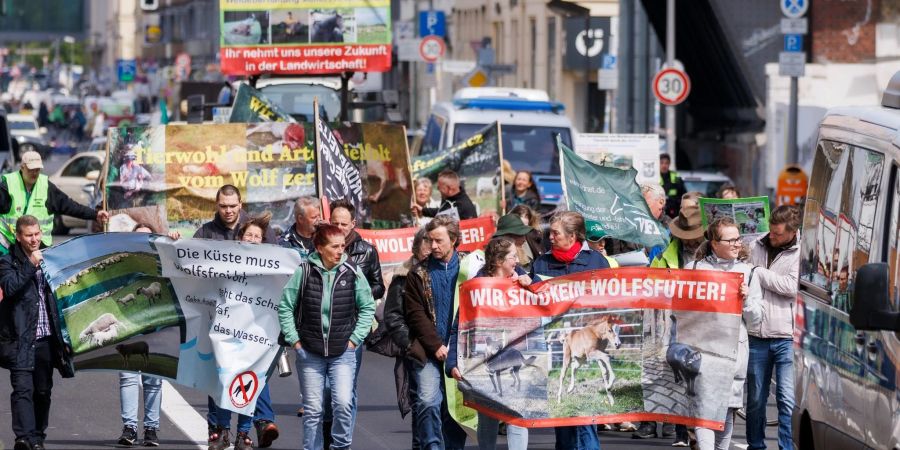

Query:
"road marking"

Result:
[[161, 381, 207, 449]]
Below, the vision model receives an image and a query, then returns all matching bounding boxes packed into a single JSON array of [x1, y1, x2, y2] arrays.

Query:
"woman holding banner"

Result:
[[689, 217, 762, 450], [530, 211, 609, 450], [208, 212, 277, 450], [447, 238, 532, 450], [278, 223, 376, 450]]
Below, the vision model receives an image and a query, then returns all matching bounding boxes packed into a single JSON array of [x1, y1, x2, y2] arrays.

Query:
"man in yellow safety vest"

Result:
[[0, 151, 109, 255], [659, 153, 686, 219]]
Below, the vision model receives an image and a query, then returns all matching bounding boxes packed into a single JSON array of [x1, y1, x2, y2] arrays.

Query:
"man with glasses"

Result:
[[746, 205, 801, 450]]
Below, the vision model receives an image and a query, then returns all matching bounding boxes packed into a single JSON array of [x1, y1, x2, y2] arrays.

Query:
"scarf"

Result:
[[551, 240, 582, 264]]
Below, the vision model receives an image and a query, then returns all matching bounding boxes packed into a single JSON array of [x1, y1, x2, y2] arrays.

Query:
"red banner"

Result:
[[458, 268, 744, 322], [453, 268, 745, 430], [357, 217, 496, 264], [220, 45, 392, 75]]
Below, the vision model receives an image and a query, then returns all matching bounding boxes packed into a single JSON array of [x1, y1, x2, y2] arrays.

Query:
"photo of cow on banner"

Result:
[[454, 267, 747, 430]]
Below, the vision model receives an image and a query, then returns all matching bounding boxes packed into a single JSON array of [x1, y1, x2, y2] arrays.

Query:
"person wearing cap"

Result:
[[492, 213, 540, 270], [648, 204, 706, 447], [0, 151, 110, 255], [585, 231, 619, 268]]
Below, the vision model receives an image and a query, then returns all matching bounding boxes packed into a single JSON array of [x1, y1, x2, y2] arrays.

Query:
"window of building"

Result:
[[800, 139, 884, 314]]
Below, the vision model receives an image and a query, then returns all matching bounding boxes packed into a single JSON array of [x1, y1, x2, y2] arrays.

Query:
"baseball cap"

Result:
[[21, 151, 44, 170]]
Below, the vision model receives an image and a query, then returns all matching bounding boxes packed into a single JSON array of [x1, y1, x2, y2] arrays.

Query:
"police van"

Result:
[[793, 72, 900, 449], [420, 87, 576, 211]]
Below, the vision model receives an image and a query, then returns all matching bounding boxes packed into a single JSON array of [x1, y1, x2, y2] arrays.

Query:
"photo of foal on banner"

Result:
[[455, 267, 744, 430]]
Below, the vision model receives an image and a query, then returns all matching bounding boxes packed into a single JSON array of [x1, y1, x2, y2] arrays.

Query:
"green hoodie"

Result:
[[278, 252, 375, 348]]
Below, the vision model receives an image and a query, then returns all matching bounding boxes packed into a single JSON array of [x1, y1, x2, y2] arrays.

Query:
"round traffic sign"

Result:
[[419, 35, 446, 63], [653, 68, 691, 106], [780, 0, 808, 19]]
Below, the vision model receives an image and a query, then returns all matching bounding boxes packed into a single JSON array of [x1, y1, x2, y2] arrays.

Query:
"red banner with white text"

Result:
[[453, 268, 743, 430], [356, 217, 496, 264]]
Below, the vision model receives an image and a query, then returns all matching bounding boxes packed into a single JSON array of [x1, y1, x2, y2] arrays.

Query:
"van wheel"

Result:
[[798, 412, 815, 450], [52, 215, 70, 235]]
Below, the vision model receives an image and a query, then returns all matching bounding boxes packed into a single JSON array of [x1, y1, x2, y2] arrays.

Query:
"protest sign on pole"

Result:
[[574, 133, 660, 185], [409, 122, 504, 217], [455, 267, 744, 429], [42, 233, 304, 415], [558, 136, 668, 249], [314, 99, 365, 219], [219, 0, 393, 75], [698, 196, 771, 244]]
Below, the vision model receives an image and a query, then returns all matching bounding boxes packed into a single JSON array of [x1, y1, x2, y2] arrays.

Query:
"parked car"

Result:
[[6, 113, 49, 158], [792, 71, 900, 450], [678, 170, 733, 197], [48, 150, 104, 233]]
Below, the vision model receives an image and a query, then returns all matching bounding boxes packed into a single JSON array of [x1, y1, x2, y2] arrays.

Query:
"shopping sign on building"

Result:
[[564, 17, 612, 70], [219, 0, 392, 75]]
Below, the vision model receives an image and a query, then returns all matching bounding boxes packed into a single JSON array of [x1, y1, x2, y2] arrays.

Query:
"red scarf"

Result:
[[551, 240, 582, 264]]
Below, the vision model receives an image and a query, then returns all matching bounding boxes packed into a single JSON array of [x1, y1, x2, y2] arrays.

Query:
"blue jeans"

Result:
[[206, 385, 272, 434], [323, 345, 364, 423], [554, 425, 600, 450], [119, 372, 162, 430], [477, 413, 528, 450], [413, 359, 467, 450], [296, 346, 357, 450], [747, 337, 794, 450]]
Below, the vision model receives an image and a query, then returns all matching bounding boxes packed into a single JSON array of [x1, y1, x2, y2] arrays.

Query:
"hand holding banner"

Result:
[[455, 267, 743, 430]]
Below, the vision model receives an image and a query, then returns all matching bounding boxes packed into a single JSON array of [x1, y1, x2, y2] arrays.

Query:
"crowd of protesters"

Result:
[[0, 148, 799, 450]]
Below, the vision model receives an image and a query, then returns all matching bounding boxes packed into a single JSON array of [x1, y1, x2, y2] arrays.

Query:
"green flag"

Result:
[[558, 135, 668, 249]]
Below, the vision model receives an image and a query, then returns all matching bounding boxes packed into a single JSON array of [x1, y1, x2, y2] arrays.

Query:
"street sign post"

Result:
[[779, 52, 806, 77], [418, 11, 446, 38], [784, 34, 803, 52], [780, 0, 809, 19], [117, 59, 137, 82], [419, 35, 445, 63], [652, 67, 691, 106], [780, 18, 808, 34]]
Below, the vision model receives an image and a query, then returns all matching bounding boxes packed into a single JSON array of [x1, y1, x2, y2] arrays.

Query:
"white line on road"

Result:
[[161, 381, 207, 449]]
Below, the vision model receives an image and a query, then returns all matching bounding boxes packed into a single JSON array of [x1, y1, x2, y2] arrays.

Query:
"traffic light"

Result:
[[140, 0, 158, 11]]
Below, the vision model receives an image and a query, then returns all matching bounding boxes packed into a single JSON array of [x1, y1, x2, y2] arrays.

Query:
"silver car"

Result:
[[793, 72, 900, 449]]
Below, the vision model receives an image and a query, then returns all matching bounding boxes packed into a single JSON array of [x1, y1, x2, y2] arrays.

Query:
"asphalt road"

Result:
[[0, 161, 782, 449]]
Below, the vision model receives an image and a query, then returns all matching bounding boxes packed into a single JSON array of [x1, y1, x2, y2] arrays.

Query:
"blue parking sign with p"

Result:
[[784, 34, 803, 52], [419, 11, 446, 37]]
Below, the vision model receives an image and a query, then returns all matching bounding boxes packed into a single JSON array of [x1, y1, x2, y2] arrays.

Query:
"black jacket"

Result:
[[193, 211, 277, 243], [278, 224, 315, 258], [0, 175, 98, 221], [422, 190, 478, 220], [345, 230, 385, 299], [383, 258, 414, 351], [0, 243, 73, 376], [297, 260, 360, 357]]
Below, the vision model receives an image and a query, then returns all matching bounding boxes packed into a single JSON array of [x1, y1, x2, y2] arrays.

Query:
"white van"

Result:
[[420, 87, 576, 209], [793, 71, 900, 450]]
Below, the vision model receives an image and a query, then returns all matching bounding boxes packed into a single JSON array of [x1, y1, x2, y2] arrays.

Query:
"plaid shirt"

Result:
[[35, 268, 51, 339]]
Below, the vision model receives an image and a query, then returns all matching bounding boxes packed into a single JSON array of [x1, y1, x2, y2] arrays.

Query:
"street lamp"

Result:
[[546, 0, 592, 132]]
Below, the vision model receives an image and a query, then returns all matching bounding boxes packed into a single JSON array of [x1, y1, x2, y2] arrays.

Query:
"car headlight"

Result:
[[16, 135, 26, 143]]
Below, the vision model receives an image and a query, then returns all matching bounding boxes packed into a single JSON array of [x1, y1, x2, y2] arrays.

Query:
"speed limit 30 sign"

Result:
[[653, 68, 691, 106]]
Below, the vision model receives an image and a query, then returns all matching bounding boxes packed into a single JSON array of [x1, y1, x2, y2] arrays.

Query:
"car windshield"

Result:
[[684, 180, 728, 197], [452, 123, 572, 175], [9, 121, 36, 131], [258, 84, 341, 122]]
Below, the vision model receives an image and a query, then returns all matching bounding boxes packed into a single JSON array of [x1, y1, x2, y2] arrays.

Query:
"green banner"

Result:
[[228, 83, 296, 123], [410, 122, 504, 218], [558, 136, 668, 249]]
